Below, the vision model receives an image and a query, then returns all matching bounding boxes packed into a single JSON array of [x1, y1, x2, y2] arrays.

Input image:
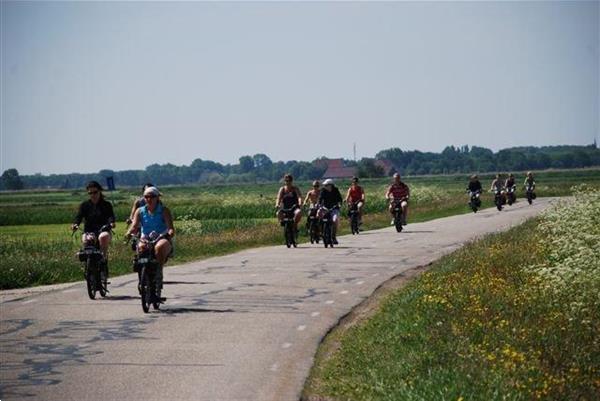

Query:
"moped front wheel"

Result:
[[140, 267, 151, 313]]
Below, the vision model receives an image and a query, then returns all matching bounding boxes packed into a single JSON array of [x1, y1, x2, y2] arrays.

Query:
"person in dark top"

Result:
[[467, 175, 483, 193], [71, 181, 116, 260], [467, 174, 483, 208], [126, 182, 154, 225], [505, 173, 516, 189], [319, 178, 343, 244], [275, 174, 303, 233]]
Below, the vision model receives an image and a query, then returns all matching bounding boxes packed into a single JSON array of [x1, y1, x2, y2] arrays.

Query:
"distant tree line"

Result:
[[2, 144, 599, 190], [375, 144, 600, 176]]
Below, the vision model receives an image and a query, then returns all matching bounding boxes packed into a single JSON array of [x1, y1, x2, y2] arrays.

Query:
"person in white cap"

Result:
[[318, 178, 343, 244], [126, 186, 175, 285]]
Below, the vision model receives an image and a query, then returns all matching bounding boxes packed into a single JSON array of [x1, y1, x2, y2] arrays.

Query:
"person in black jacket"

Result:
[[467, 174, 482, 193], [318, 178, 343, 244], [467, 174, 483, 208], [71, 181, 115, 261]]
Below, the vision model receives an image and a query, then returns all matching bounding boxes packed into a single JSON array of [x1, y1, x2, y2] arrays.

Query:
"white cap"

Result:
[[322, 178, 334, 186], [143, 186, 161, 197]]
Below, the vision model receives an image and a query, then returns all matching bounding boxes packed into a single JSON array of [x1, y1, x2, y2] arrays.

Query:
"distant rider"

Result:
[[467, 174, 482, 208], [490, 174, 504, 192], [71, 181, 116, 270], [125, 186, 175, 288], [505, 173, 516, 190], [386, 173, 410, 225], [319, 178, 343, 244], [276, 174, 303, 234], [304, 180, 321, 229], [490, 173, 506, 205], [345, 176, 365, 225], [524, 172, 536, 191], [126, 182, 155, 225], [467, 174, 483, 194]]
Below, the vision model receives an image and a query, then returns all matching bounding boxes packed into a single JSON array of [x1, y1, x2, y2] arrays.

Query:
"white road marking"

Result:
[[297, 325, 306, 331], [78, 343, 91, 348], [250, 274, 258, 277], [281, 343, 292, 349], [22, 299, 36, 304], [371, 273, 380, 277], [223, 282, 233, 286], [310, 312, 320, 317], [270, 363, 279, 372], [62, 289, 78, 293], [325, 300, 335, 305], [340, 290, 349, 294], [356, 281, 364, 285]]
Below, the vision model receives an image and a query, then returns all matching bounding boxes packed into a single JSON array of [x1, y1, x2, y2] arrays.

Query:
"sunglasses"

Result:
[[144, 195, 156, 200], [88, 191, 99, 195]]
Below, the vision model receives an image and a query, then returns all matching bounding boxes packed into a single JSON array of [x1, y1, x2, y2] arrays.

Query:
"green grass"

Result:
[[1, 171, 599, 289], [303, 198, 600, 400]]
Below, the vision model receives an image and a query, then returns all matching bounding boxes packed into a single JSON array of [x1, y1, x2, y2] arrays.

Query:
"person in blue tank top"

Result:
[[126, 186, 175, 270]]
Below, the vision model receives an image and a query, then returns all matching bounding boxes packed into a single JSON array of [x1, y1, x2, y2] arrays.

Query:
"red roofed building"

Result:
[[321, 159, 357, 179]]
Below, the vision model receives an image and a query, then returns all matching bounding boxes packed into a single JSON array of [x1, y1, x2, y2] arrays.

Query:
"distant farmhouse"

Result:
[[319, 158, 398, 180], [321, 159, 357, 179]]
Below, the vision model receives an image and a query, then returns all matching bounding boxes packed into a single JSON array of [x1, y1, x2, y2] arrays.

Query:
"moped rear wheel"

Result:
[[86, 259, 97, 300]]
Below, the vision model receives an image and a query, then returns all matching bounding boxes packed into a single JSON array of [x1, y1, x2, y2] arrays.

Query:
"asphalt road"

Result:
[[0, 198, 555, 401]]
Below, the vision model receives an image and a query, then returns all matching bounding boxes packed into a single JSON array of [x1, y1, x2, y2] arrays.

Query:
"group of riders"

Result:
[[275, 172, 410, 244], [467, 171, 537, 210], [70, 171, 535, 298]]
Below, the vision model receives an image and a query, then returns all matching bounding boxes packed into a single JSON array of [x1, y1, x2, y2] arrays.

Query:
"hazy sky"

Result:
[[2, 1, 599, 175]]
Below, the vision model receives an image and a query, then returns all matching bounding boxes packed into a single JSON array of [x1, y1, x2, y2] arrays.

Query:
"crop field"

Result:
[[1, 169, 599, 289]]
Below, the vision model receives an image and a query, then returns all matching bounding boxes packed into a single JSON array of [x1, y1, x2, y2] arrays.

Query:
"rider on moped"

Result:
[[304, 180, 321, 229], [276, 174, 303, 233], [319, 178, 343, 244], [386, 173, 410, 225], [524, 172, 536, 189], [345, 176, 365, 225], [71, 181, 116, 266], [125, 186, 175, 285]]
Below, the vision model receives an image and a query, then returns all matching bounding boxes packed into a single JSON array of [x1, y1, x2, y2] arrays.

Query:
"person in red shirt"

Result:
[[385, 173, 410, 225], [345, 176, 365, 225]]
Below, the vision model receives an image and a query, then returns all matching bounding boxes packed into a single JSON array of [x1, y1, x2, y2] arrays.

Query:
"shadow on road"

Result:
[[161, 307, 235, 314]]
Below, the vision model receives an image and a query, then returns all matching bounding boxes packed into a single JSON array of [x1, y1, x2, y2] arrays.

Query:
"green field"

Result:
[[1, 169, 599, 289]]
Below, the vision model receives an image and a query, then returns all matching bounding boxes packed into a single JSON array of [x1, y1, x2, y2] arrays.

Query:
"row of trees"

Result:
[[2, 144, 599, 190], [375, 144, 600, 176]]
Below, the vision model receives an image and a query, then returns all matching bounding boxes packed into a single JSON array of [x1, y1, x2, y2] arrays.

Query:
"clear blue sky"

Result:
[[2, 1, 598, 175]]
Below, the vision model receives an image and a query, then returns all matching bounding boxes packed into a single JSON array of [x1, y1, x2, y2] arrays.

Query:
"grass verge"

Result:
[[303, 207, 600, 400], [0, 198, 474, 289]]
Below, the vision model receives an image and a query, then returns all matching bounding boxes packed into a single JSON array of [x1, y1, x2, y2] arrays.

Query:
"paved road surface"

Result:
[[0, 199, 555, 401]]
